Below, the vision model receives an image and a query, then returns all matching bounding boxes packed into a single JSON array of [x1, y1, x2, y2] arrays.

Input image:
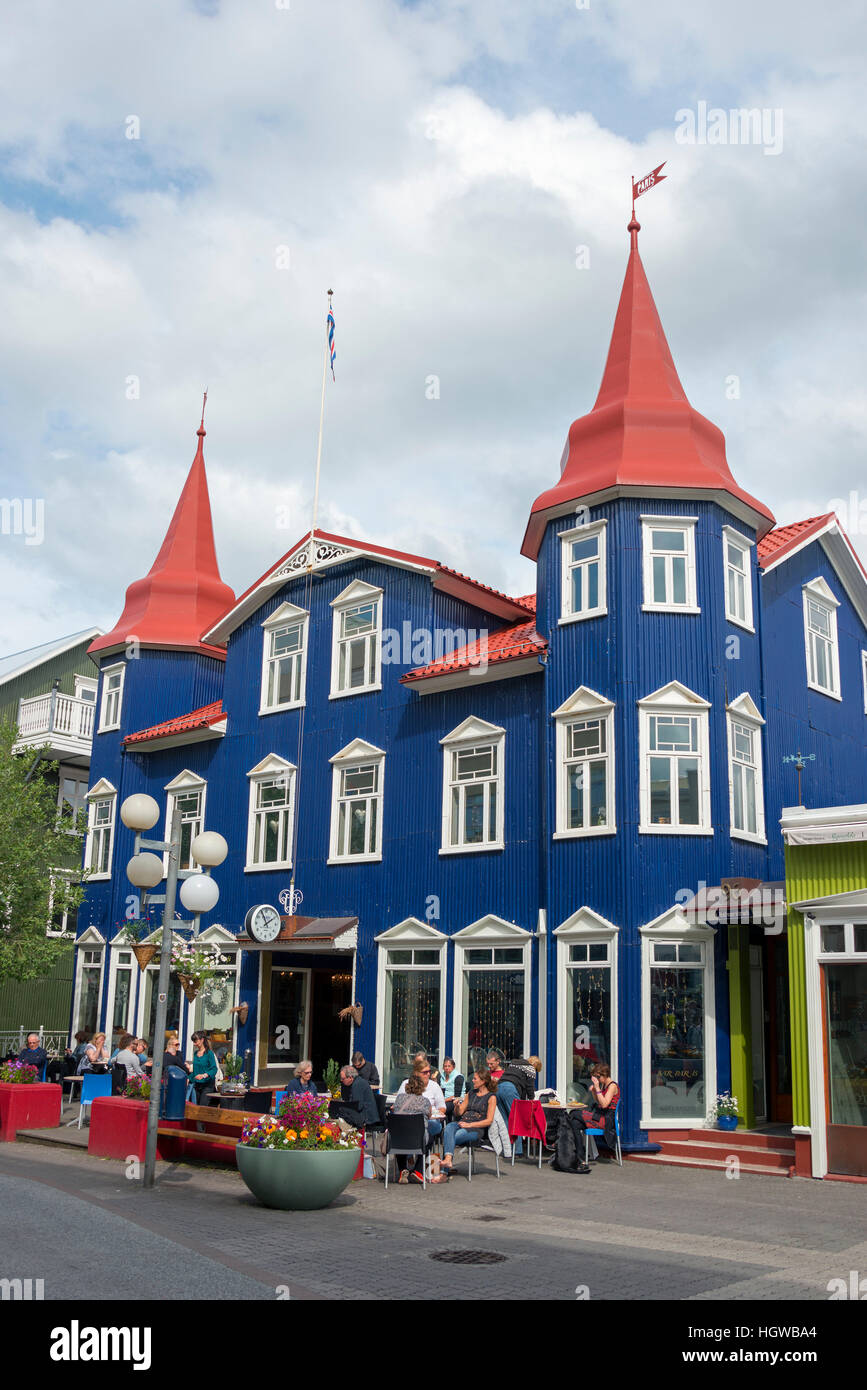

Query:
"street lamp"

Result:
[[120, 793, 222, 1190]]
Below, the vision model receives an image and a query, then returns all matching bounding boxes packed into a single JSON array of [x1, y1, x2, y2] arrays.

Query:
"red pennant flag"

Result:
[[632, 162, 667, 203]]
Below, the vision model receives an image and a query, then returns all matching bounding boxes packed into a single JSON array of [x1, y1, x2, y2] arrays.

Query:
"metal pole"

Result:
[[142, 803, 182, 1190]]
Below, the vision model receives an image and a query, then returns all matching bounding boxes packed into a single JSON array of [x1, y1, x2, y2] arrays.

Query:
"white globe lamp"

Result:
[[179, 874, 220, 915], [190, 831, 228, 867], [126, 853, 164, 889], [120, 794, 161, 832]]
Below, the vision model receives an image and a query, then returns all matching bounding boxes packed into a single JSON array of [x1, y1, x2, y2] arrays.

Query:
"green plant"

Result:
[[124, 1074, 151, 1100], [711, 1091, 739, 1119], [323, 1058, 341, 1098], [223, 1052, 244, 1079], [0, 1060, 39, 1084]]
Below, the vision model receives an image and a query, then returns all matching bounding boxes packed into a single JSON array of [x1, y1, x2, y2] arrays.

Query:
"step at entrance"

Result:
[[630, 1127, 796, 1177]]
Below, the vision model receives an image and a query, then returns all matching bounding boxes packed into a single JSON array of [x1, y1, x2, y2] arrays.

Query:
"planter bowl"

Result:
[[716, 1114, 739, 1131], [236, 1142, 360, 1210]]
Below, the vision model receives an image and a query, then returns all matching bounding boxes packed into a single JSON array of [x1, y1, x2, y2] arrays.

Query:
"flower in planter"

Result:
[[124, 1074, 151, 1101], [711, 1091, 739, 1119], [239, 1112, 362, 1152], [0, 1061, 39, 1085]]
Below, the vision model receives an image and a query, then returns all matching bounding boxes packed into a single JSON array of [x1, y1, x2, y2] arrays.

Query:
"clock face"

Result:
[[246, 904, 282, 942]]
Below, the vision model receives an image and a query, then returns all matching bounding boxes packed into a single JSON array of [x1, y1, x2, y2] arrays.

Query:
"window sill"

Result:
[[86, 872, 112, 881], [328, 684, 382, 701], [439, 843, 505, 855], [553, 827, 617, 839], [641, 1115, 709, 1130], [639, 825, 714, 836], [327, 854, 382, 865], [97, 726, 121, 735], [641, 604, 701, 615], [258, 701, 305, 717], [558, 608, 608, 626], [725, 614, 755, 634], [730, 830, 767, 846], [244, 862, 293, 873], [806, 679, 842, 702]]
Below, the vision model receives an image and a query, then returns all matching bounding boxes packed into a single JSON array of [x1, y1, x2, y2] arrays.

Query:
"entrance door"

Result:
[[310, 967, 353, 1085], [749, 946, 767, 1123], [765, 936, 792, 1123], [257, 959, 311, 1084], [822, 960, 867, 1178]]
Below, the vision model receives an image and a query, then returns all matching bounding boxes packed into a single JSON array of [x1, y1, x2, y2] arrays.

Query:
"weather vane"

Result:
[[783, 749, 815, 806]]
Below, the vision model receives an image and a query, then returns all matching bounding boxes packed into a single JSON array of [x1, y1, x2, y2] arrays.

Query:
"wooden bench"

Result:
[[156, 1102, 267, 1159]]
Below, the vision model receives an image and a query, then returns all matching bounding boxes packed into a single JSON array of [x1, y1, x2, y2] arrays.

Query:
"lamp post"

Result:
[[120, 794, 226, 1190]]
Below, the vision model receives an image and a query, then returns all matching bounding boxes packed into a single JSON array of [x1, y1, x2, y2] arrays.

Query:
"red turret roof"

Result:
[[522, 220, 775, 558], [89, 423, 235, 660]]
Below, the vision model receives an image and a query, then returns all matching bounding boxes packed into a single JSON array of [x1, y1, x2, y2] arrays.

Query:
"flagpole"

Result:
[[308, 289, 334, 563]]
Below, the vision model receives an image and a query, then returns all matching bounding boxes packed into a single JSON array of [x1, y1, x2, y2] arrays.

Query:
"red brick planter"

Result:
[[88, 1096, 150, 1161], [0, 1081, 62, 1141]]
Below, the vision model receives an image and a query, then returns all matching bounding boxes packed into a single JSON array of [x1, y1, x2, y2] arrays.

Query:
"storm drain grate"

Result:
[[429, 1249, 508, 1265], [472, 1214, 507, 1222]]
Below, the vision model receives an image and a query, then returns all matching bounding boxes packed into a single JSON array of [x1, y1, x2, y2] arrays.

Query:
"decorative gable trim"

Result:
[[452, 915, 531, 942], [329, 737, 386, 765], [726, 692, 764, 724], [246, 753, 296, 779], [552, 685, 613, 719], [75, 926, 106, 946], [330, 578, 383, 608], [86, 778, 117, 800], [440, 715, 506, 746], [198, 923, 239, 946], [374, 917, 447, 943], [553, 906, 619, 938], [803, 575, 840, 607], [261, 600, 309, 629], [639, 905, 715, 941], [164, 768, 207, 793], [637, 680, 711, 710]]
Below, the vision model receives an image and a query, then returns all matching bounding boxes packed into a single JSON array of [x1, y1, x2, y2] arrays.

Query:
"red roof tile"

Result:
[[125, 700, 226, 745], [402, 618, 547, 683], [757, 514, 833, 568]]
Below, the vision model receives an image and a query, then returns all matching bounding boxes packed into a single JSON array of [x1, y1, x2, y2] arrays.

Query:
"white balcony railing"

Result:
[[17, 692, 95, 745]]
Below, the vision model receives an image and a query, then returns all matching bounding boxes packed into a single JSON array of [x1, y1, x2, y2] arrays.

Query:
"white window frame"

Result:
[[97, 662, 126, 732], [105, 942, 137, 1040], [245, 754, 296, 872], [802, 578, 841, 700], [552, 686, 616, 838], [638, 682, 712, 835], [439, 717, 505, 855], [559, 519, 608, 624], [74, 675, 98, 703], [192, 924, 240, 1049], [57, 768, 89, 826], [722, 526, 754, 631], [374, 918, 448, 1092], [328, 738, 385, 864], [641, 515, 699, 613], [329, 579, 383, 700], [259, 601, 309, 714], [72, 928, 106, 1038], [84, 778, 117, 880], [862, 651, 867, 714], [163, 770, 207, 877], [451, 916, 532, 1068], [640, 907, 716, 1130], [726, 693, 766, 844], [554, 908, 619, 1103]]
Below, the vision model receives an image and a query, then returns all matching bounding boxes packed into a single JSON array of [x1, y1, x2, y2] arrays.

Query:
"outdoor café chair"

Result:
[[383, 1112, 427, 1189], [73, 1072, 112, 1128], [273, 1089, 288, 1112], [584, 1098, 622, 1167], [508, 1098, 547, 1170]]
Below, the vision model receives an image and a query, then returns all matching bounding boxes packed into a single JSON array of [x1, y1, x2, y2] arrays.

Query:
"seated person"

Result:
[[77, 1033, 110, 1073], [114, 1033, 145, 1077], [486, 1052, 505, 1083], [569, 1063, 619, 1160], [390, 1071, 432, 1183], [433, 1069, 498, 1180], [162, 1035, 190, 1074], [338, 1065, 379, 1128], [286, 1059, 318, 1095], [17, 1033, 48, 1077], [351, 1051, 380, 1091], [438, 1057, 464, 1120], [396, 1060, 446, 1141]]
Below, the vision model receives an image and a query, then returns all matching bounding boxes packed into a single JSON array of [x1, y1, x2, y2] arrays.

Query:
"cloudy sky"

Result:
[[1, 0, 865, 653]]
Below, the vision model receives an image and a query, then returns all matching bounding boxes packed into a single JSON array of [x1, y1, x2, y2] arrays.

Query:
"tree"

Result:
[[0, 721, 87, 981]]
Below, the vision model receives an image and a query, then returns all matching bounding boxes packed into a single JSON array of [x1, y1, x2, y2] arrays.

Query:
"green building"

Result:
[[0, 628, 101, 1042]]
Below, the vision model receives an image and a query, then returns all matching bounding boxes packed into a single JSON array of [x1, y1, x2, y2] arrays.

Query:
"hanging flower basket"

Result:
[[177, 973, 200, 1003], [131, 944, 158, 972]]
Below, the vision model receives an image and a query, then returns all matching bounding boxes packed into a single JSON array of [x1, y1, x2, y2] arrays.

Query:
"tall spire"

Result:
[[90, 414, 235, 659], [522, 220, 774, 559]]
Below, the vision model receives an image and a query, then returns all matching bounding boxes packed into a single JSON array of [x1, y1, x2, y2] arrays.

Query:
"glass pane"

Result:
[[649, 757, 671, 824], [267, 969, 306, 1064], [568, 763, 584, 828], [413, 949, 439, 966], [196, 968, 236, 1040], [568, 964, 611, 1102], [464, 785, 484, 844], [387, 950, 412, 965], [568, 721, 603, 757], [571, 537, 598, 563], [855, 926, 867, 954], [456, 747, 494, 780], [727, 542, 745, 572], [587, 561, 599, 610], [588, 943, 608, 962], [672, 556, 687, 605], [144, 970, 181, 1049], [815, 637, 828, 689], [732, 762, 744, 831], [348, 637, 367, 687], [677, 758, 699, 824], [743, 766, 757, 834], [589, 760, 607, 827], [112, 968, 131, 1032], [568, 944, 588, 962], [384, 968, 440, 1093], [80, 966, 101, 1037], [450, 786, 460, 845], [653, 943, 677, 962], [809, 601, 830, 636], [571, 566, 583, 613], [276, 655, 298, 705], [465, 968, 525, 1064], [465, 949, 493, 965], [488, 784, 497, 842], [272, 624, 302, 655], [493, 949, 523, 964], [649, 966, 706, 1120], [824, 963, 867, 1126], [342, 603, 376, 636], [348, 802, 367, 855], [652, 554, 667, 604], [821, 924, 845, 954], [678, 943, 702, 963], [653, 529, 686, 552]]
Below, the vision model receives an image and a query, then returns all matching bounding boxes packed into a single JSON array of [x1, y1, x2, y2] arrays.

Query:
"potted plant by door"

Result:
[[219, 1053, 247, 1095], [236, 1092, 363, 1210], [0, 1060, 62, 1141], [712, 1092, 740, 1131]]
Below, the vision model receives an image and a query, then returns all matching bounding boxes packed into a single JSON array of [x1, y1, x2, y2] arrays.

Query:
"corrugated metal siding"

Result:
[[0, 946, 75, 1032]]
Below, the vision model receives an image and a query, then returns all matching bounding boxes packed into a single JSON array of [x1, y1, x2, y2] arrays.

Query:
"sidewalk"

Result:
[[2, 1135, 865, 1300]]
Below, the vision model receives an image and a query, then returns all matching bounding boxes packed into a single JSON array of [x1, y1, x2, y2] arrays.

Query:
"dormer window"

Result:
[[330, 580, 383, 699], [260, 602, 308, 713], [803, 578, 841, 699], [560, 520, 607, 623], [641, 517, 699, 613]]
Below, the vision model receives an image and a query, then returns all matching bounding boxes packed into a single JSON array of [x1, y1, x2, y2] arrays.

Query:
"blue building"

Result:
[[73, 221, 867, 1154]]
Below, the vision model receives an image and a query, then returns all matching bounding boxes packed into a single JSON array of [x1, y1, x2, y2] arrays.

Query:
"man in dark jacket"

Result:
[[351, 1051, 381, 1091], [338, 1065, 379, 1128], [17, 1033, 48, 1076]]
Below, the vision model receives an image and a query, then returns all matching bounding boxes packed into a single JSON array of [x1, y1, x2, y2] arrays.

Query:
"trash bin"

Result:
[[160, 1065, 188, 1120]]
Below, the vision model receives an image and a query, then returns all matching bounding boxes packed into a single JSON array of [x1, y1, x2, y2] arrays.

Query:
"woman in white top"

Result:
[[396, 1060, 446, 1141]]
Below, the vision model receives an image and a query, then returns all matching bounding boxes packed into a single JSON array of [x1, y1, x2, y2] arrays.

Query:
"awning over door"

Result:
[[237, 915, 358, 950]]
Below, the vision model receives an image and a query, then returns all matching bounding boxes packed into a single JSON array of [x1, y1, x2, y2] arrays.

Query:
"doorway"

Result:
[[310, 965, 353, 1085]]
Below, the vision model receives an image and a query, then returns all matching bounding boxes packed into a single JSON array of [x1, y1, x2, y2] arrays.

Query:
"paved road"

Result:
[[0, 1142, 865, 1302]]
